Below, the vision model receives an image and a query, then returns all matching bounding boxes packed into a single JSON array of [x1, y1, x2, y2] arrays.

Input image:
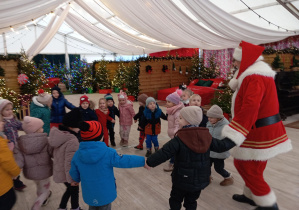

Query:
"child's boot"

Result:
[[122, 140, 128, 147], [163, 163, 174, 172], [145, 149, 152, 157], [119, 139, 124, 146], [42, 190, 52, 206], [154, 147, 159, 153], [134, 144, 143, 150], [220, 175, 234, 186], [13, 175, 27, 191], [110, 138, 116, 147]]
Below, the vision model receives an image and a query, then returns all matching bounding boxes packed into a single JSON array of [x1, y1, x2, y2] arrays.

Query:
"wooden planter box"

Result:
[[127, 95, 135, 101], [99, 89, 112, 94]]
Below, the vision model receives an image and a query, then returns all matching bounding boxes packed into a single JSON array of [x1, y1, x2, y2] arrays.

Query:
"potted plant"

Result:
[[271, 54, 284, 71]]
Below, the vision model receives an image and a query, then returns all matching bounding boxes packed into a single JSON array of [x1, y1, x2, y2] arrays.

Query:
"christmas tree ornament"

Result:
[[17, 73, 29, 85], [179, 66, 182, 74], [146, 65, 152, 74]]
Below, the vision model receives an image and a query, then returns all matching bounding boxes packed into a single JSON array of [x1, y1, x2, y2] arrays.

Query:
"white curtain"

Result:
[[26, 4, 70, 60], [0, 0, 68, 33], [179, 0, 294, 44], [75, 0, 174, 51]]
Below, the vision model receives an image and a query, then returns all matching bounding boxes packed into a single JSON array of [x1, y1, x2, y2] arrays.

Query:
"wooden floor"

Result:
[[13, 93, 299, 210]]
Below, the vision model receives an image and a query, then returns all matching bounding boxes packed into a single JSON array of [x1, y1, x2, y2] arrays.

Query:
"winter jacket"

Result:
[[30, 97, 51, 135], [199, 107, 208, 128], [14, 133, 53, 180], [133, 106, 145, 131], [48, 126, 79, 183], [95, 109, 114, 128], [140, 104, 167, 136], [0, 137, 21, 196], [3, 117, 22, 144], [51, 95, 76, 123], [146, 127, 235, 192], [70, 141, 145, 206], [166, 102, 184, 138], [107, 105, 119, 128], [118, 100, 135, 126], [79, 107, 98, 122], [207, 118, 230, 159]]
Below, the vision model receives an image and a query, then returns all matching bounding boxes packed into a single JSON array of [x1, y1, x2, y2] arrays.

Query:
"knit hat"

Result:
[[104, 93, 114, 102], [180, 106, 203, 125], [62, 108, 83, 128], [37, 89, 52, 105], [166, 89, 182, 105], [117, 90, 127, 100], [51, 86, 62, 97], [0, 99, 12, 113], [80, 95, 89, 105], [207, 105, 224, 119], [146, 97, 156, 106], [137, 93, 148, 105], [233, 41, 265, 79], [79, 121, 103, 141], [22, 116, 44, 134]]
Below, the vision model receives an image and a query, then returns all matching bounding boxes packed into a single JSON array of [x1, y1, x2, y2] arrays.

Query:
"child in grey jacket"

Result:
[[207, 105, 233, 186]]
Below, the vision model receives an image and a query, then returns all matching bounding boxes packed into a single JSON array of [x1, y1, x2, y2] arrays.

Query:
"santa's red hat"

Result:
[[233, 41, 265, 79]]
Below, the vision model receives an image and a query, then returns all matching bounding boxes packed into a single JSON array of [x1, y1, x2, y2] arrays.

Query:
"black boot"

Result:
[[232, 194, 256, 206], [255, 203, 279, 210], [145, 149, 152, 157], [13, 175, 26, 191], [110, 138, 116, 147]]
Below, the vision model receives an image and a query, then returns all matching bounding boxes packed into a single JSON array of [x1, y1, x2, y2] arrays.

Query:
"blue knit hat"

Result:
[[104, 93, 114, 102]]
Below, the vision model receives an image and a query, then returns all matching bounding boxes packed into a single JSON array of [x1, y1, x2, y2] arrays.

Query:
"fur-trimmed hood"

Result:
[[32, 96, 45, 107]]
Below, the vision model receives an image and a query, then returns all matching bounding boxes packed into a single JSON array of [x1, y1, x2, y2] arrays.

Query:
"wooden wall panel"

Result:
[[263, 53, 299, 71], [139, 60, 191, 97], [0, 60, 20, 93]]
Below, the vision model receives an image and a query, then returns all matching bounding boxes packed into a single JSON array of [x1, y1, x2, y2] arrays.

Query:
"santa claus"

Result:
[[222, 41, 292, 210]]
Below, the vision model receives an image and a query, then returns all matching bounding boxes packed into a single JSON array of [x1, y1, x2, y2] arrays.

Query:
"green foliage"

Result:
[[125, 61, 140, 99], [189, 52, 201, 81], [199, 55, 220, 79], [0, 65, 5, 77], [271, 55, 284, 70], [112, 63, 126, 89], [210, 81, 233, 114], [292, 56, 299, 67], [0, 79, 20, 114], [69, 58, 94, 93], [19, 51, 48, 95], [95, 60, 111, 89]]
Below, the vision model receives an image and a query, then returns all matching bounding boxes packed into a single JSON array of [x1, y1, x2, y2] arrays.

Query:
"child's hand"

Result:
[[71, 182, 79, 186], [134, 120, 137, 123], [138, 126, 142, 130], [144, 162, 151, 170], [111, 119, 115, 123]]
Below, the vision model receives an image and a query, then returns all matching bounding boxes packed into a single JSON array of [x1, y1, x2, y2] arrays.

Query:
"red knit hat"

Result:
[[233, 41, 265, 79], [79, 121, 103, 141], [80, 95, 90, 105]]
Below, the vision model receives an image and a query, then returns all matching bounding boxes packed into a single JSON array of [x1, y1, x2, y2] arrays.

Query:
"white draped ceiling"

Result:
[[0, 0, 298, 57]]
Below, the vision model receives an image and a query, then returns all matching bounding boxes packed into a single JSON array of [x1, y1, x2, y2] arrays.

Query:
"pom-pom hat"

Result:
[[37, 89, 52, 106], [22, 116, 44, 134], [79, 121, 103, 141], [104, 93, 114, 102], [166, 89, 182, 105], [80, 95, 89, 105], [118, 90, 127, 100]]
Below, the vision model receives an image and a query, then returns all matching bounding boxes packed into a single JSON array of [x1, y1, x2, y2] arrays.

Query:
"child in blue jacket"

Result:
[[70, 121, 147, 210]]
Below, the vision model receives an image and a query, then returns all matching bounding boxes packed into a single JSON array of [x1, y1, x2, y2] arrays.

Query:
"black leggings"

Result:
[[210, 158, 230, 178], [59, 182, 79, 209], [0, 188, 16, 210]]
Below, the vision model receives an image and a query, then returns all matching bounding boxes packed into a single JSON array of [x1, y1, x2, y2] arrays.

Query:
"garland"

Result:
[[263, 47, 299, 55]]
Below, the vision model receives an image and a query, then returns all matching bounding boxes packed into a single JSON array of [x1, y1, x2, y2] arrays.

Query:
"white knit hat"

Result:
[[37, 89, 52, 106], [207, 105, 224, 119], [22, 116, 44, 134], [180, 106, 203, 125], [0, 99, 12, 113]]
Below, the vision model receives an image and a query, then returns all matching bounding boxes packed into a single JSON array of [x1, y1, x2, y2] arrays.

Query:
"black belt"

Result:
[[254, 113, 281, 128]]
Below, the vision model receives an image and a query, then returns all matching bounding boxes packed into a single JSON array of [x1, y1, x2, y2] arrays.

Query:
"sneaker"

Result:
[[134, 144, 143, 150], [122, 140, 128, 147], [145, 150, 152, 157], [42, 190, 52, 206], [163, 163, 174, 172], [232, 194, 256, 206], [13, 177, 27, 191], [220, 176, 234, 186]]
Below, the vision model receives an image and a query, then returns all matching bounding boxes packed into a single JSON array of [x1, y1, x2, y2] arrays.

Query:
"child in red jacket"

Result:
[[95, 98, 115, 146]]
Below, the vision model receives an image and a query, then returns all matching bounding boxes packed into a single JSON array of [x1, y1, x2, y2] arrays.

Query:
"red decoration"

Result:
[[146, 65, 153, 74], [127, 95, 135, 101], [149, 48, 199, 57], [17, 74, 29, 85], [38, 89, 44, 94], [99, 89, 112, 94]]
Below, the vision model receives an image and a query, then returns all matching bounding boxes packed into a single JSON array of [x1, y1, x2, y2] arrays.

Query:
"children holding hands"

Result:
[[104, 94, 119, 147], [134, 93, 148, 150], [79, 95, 98, 122]]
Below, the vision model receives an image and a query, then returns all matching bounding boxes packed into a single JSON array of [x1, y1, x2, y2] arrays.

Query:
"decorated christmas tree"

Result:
[[125, 61, 140, 99], [19, 51, 48, 95], [199, 55, 220, 79], [95, 60, 111, 89], [68, 58, 94, 93], [271, 54, 284, 70], [39, 58, 54, 78], [189, 51, 201, 81], [0, 78, 20, 114], [112, 63, 126, 90]]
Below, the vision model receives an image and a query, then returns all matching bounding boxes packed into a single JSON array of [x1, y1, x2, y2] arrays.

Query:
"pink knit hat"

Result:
[[22, 116, 44, 134], [0, 99, 13, 114], [166, 89, 182, 105], [118, 90, 127, 100]]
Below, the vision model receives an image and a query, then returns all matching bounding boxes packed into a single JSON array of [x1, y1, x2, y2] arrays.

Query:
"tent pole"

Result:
[[64, 35, 70, 69], [2, 32, 7, 56]]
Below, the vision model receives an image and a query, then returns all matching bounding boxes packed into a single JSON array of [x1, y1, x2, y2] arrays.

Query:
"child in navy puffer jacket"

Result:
[[51, 86, 76, 128]]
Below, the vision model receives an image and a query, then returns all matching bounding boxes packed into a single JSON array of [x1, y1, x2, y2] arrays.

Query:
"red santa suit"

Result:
[[222, 41, 292, 208]]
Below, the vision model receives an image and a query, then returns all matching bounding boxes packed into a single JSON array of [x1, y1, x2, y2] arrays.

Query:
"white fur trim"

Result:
[[237, 60, 276, 89], [252, 190, 276, 206], [233, 47, 242, 61], [243, 186, 252, 199], [232, 139, 292, 161], [32, 96, 45, 107], [222, 125, 246, 146]]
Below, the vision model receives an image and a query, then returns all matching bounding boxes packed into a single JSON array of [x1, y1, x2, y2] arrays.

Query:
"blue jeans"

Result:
[[146, 135, 158, 149]]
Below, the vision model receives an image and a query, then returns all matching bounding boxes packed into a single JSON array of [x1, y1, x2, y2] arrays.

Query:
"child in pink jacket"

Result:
[[118, 90, 135, 147], [164, 90, 184, 172], [14, 116, 53, 210]]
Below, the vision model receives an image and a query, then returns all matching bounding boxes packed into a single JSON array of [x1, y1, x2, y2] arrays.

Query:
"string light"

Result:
[[239, 0, 297, 33], [10, 26, 14, 32]]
